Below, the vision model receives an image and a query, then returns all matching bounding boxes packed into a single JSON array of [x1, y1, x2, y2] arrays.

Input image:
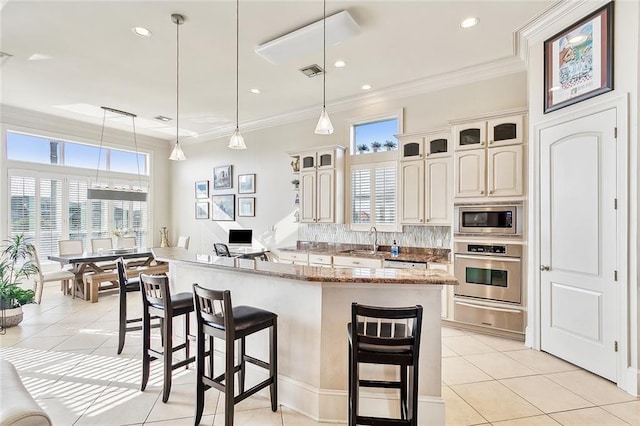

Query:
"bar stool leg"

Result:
[[400, 365, 408, 420], [141, 309, 151, 391], [162, 317, 173, 403], [269, 320, 278, 412], [117, 292, 127, 355], [194, 326, 206, 426], [184, 313, 191, 368], [238, 337, 245, 394], [224, 336, 235, 426], [349, 343, 358, 426]]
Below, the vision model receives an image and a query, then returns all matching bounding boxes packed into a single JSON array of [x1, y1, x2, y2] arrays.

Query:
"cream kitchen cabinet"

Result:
[[292, 146, 345, 224], [278, 251, 309, 265], [398, 130, 452, 225], [308, 253, 332, 266], [425, 157, 453, 224], [332, 256, 383, 268], [453, 112, 525, 199]]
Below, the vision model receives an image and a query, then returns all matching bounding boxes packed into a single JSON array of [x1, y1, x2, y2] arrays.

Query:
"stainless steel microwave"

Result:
[[454, 204, 523, 236]]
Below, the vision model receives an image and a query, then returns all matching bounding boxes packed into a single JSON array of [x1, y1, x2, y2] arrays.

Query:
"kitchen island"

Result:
[[152, 247, 457, 425]]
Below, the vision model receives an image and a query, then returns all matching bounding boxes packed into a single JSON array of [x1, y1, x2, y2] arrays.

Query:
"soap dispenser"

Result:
[[391, 240, 399, 257]]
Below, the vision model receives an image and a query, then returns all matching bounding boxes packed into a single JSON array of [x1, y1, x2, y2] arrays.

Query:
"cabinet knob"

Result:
[[426, 153, 430, 157], [540, 265, 550, 271], [489, 140, 494, 144], [426, 218, 430, 222], [480, 190, 484, 194], [353, 261, 360, 265], [489, 190, 494, 194], [480, 141, 485, 146]]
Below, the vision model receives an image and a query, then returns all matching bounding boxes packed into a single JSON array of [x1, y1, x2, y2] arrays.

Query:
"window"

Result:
[[350, 111, 402, 155], [350, 161, 397, 231], [7, 131, 151, 261]]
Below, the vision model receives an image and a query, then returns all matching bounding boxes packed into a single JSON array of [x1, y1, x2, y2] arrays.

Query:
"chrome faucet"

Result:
[[368, 226, 378, 254]]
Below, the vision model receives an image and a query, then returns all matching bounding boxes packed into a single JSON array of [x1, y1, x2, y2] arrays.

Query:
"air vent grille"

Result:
[[300, 64, 325, 78]]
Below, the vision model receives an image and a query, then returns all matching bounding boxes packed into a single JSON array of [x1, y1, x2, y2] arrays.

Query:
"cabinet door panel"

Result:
[[316, 169, 335, 223], [400, 161, 424, 224], [426, 158, 452, 224], [300, 172, 317, 222], [487, 115, 523, 147], [455, 121, 486, 151], [454, 150, 485, 197], [488, 145, 523, 196]]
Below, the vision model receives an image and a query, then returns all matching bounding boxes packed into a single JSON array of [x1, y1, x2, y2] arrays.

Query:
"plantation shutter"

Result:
[[9, 176, 36, 240], [351, 168, 371, 225], [374, 166, 396, 224], [68, 179, 89, 250], [39, 178, 63, 257]]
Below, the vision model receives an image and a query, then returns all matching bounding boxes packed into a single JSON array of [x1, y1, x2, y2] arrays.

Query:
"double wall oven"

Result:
[[452, 202, 525, 334]]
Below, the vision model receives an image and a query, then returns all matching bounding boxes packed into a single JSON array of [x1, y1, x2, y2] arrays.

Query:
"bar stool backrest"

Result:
[[351, 303, 423, 356], [193, 284, 235, 339], [140, 273, 171, 309]]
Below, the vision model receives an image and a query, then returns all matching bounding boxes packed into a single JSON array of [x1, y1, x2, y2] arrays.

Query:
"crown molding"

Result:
[[194, 56, 527, 144], [0, 104, 167, 149]]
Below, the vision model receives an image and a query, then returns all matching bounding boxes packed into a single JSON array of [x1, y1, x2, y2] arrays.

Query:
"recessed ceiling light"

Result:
[[132, 27, 152, 37], [334, 60, 346, 68], [361, 84, 372, 90], [28, 53, 51, 61], [250, 88, 261, 94], [460, 17, 479, 29]]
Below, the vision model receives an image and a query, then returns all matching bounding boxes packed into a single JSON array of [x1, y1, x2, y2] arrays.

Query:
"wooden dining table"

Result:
[[48, 248, 156, 301]]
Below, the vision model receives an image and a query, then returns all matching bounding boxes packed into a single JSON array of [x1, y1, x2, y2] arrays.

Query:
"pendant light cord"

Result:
[[95, 108, 107, 184], [176, 16, 180, 145], [235, 0, 240, 131], [322, 0, 326, 109]]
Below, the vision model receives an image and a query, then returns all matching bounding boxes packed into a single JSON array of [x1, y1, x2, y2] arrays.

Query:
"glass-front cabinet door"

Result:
[[301, 154, 316, 171], [487, 115, 523, 147], [400, 137, 423, 160], [454, 120, 486, 151], [425, 132, 450, 158]]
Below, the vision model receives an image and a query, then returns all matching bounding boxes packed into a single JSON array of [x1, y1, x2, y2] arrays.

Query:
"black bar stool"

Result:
[[192, 283, 277, 426], [347, 302, 423, 426], [116, 258, 161, 354], [140, 273, 195, 403]]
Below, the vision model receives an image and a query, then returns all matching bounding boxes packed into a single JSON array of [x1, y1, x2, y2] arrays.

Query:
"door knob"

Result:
[[540, 265, 550, 271]]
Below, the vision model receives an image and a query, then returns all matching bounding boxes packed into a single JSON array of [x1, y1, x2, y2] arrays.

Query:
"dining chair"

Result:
[[31, 247, 75, 304], [214, 243, 231, 257], [57, 239, 84, 295], [91, 238, 113, 253], [120, 237, 136, 249], [177, 236, 190, 249]]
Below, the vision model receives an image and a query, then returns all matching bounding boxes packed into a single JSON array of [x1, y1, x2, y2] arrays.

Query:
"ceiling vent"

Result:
[[154, 115, 172, 122], [255, 10, 360, 65], [300, 64, 325, 78]]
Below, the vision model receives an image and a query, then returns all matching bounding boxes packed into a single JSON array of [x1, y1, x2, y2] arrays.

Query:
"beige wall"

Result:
[[169, 72, 527, 253]]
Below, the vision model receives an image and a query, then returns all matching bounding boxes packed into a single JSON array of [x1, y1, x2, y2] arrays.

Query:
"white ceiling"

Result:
[[0, 0, 555, 142]]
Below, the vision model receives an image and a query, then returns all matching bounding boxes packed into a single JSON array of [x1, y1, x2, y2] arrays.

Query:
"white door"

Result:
[[540, 108, 617, 381]]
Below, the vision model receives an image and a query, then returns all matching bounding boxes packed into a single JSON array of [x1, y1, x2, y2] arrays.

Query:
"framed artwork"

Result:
[[238, 174, 256, 194], [238, 197, 255, 217], [543, 2, 613, 113], [195, 201, 210, 219], [213, 165, 233, 190], [211, 194, 235, 221], [195, 181, 209, 199]]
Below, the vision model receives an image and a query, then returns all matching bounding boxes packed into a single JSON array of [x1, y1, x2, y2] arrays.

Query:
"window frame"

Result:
[[346, 108, 404, 156], [348, 159, 399, 232]]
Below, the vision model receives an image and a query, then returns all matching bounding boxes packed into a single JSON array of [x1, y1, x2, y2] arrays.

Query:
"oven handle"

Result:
[[454, 254, 521, 263], [455, 301, 522, 314]]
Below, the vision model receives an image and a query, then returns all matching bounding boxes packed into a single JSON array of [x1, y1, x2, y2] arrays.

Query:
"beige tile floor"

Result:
[[1, 283, 638, 425]]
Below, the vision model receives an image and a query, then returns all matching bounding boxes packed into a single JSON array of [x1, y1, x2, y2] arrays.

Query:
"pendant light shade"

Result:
[[315, 108, 334, 134], [169, 13, 186, 161], [228, 0, 247, 149], [315, 0, 333, 135]]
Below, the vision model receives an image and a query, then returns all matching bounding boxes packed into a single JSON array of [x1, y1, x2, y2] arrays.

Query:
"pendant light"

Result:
[[169, 13, 186, 161], [228, 0, 247, 149], [314, 0, 334, 135]]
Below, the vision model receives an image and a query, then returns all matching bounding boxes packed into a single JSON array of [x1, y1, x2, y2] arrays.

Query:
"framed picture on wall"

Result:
[[195, 201, 210, 219], [213, 165, 233, 190], [543, 2, 613, 113], [238, 174, 256, 194], [211, 194, 235, 221], [238, 197, 255, 217], [195, 181, 209, 199]]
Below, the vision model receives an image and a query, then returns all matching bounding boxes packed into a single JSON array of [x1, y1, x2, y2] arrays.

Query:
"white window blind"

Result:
[[68, 180, 88, 250], [39, 178, 63, 257], [9, 176, 36, 240], [375, 166, 396, 224], [350, 161, 397, 230], [351, 168, 371, 225], [90, 199, 109, 239]]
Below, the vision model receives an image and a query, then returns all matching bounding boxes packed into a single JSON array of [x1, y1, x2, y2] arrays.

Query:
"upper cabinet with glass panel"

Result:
[[454, 115, 523, 151], [398, 130, 450, 160]]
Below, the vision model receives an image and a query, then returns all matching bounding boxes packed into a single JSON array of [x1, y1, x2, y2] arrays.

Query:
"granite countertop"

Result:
[[152, 247, 457, 285], [277, 242, 451, 264]]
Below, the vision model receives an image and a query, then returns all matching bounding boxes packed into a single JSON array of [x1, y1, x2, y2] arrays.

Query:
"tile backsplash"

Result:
[[298, 224, 451, 249]]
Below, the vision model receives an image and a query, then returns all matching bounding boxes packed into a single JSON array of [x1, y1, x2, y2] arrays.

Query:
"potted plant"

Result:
[[371, 141, 382, 152], [112, 227, 128, 249], [384, 140, 397, 151], [356, 143, 370, 154], [0, 234, 38, 327], [291, 178, 300, 190]]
